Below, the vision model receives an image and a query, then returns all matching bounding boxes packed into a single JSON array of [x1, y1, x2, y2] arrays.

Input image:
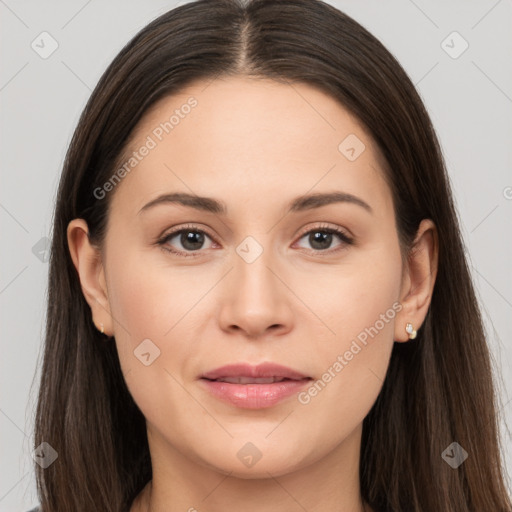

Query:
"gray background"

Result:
[[1, 0, 511, 510]]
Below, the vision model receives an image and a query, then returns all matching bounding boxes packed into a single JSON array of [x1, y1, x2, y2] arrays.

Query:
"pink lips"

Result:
[[199, 362, 312, 409]]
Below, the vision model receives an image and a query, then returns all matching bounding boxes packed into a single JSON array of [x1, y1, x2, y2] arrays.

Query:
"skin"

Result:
[[68, 76, 438, 512]]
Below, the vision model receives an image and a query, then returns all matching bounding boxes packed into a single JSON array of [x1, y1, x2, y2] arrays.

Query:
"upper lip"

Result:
[[201, 362, 311, 381]]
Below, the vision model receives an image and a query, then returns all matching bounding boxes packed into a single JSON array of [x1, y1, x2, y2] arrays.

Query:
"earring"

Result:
[[405, 322, 417, 340], [100, 322, 104, 335]]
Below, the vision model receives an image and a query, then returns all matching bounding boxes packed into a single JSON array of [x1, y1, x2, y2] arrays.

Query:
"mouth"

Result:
[[198, 362, 313, 409], [202, 376, 311, 384], [200, 361, 311, 381]]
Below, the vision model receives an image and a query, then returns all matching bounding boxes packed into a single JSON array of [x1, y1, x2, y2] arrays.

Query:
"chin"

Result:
[[198, 448, 309, 479]]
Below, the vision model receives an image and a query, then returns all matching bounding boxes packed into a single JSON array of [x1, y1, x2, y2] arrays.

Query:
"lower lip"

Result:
[[200, 378, 312, 409]]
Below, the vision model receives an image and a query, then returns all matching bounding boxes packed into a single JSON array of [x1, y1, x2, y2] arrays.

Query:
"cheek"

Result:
[[104, 248, 188, 397], [105, 250, 199, 429], [298, 244, 401, 414], [308, 244, 402, 344], [106, 248, 202, 340]]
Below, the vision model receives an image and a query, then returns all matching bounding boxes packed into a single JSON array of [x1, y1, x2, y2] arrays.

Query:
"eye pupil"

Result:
[[182, 231, 205, 250], [309, 231, 333, 250]]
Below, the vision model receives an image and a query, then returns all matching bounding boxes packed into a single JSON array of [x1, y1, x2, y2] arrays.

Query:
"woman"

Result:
[[31, 0, 512, 510]]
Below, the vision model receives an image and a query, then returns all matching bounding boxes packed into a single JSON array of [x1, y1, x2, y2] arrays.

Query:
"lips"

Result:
[[200, 362, 311, 382], [199, 362, 312, 408], [213, 376, 291, 384]]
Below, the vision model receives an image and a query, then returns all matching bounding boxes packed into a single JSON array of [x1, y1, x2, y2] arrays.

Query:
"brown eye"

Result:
[[157, 225, 215, 258], [295, 225, 353, 253]]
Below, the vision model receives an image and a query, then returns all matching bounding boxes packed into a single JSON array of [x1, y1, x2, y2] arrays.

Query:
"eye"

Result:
[[156, 223, 354, 258], [294, 224, 354, 254], [156, 224, 215, 258]]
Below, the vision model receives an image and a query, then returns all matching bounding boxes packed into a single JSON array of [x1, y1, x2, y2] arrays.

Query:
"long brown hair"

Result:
[[32, 0, 512, 510]]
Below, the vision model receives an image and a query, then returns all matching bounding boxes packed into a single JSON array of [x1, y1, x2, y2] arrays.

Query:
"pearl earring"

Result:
[[405, 322, 417, 340]]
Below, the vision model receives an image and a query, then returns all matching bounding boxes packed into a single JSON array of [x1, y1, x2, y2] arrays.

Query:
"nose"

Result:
[[217, 247, 294, 339]]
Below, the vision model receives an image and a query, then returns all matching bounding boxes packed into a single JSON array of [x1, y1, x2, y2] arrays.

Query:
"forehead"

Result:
[[108, 76, 391, 219]]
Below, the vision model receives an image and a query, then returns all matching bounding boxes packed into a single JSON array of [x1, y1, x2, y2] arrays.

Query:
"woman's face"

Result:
[[78, 76, 413, 478]]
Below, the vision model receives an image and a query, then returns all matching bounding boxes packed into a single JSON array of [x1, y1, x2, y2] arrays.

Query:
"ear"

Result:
[[394, 219, 439, 342], [67, 218, 113, 337]]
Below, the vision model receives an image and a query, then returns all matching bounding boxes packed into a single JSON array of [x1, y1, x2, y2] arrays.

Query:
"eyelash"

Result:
[[156, 223, 354, 258]]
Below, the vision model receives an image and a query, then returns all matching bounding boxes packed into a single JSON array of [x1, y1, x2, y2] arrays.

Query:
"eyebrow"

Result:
[[137, 191, 373, 216]]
